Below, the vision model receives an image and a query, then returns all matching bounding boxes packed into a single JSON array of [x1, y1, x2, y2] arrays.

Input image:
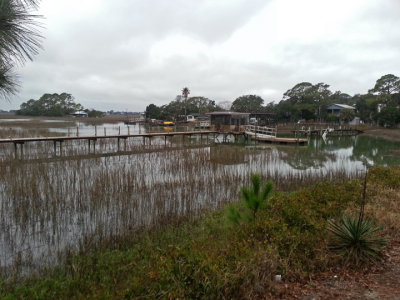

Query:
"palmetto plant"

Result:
[[328, 216, 387, 265]]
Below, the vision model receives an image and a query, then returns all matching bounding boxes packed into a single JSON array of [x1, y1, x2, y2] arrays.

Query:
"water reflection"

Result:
[[279, 135, 400, 171]]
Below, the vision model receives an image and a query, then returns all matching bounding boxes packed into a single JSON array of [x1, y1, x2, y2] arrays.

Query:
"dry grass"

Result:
[[365, 188, 400, 238]]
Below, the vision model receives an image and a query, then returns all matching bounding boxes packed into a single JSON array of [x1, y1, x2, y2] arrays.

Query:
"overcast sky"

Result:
[[4, 0, 400, 112]]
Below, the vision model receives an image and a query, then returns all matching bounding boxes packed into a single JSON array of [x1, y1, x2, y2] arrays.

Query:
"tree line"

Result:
[[146, 74, 400, 126], [16, 93, 104, 117]]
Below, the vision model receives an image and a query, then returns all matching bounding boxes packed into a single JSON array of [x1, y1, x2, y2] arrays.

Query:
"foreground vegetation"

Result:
[[1, 166, 399, 299]]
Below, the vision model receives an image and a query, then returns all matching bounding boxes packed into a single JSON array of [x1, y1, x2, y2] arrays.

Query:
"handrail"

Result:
[[245, 125, 277, 137]]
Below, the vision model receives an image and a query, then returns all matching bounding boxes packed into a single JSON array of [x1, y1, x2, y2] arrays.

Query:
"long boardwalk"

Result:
[[0, 130, 218, 157], [0, 128, 309, 159]]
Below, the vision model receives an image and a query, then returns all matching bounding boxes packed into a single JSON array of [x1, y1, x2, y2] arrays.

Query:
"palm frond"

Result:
[[0, 0, 43, 64], [0, 63, 19, 100]]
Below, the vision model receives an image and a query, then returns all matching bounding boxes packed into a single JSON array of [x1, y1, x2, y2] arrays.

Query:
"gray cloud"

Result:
[[3, 0, 400, 112]]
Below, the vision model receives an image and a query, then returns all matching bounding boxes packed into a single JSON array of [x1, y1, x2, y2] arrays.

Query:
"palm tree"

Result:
[[182, 87, 190, 116], [0, 0, 43, 100]]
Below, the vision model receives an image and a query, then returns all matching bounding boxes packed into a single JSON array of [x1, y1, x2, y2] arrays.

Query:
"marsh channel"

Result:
[[1, 117, 400, 277]]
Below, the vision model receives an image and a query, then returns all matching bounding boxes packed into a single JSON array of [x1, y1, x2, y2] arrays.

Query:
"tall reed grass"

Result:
[[0, 130, 365, 278]]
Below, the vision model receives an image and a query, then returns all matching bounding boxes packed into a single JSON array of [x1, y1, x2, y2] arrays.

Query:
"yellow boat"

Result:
[[162, 121, 175, 126]]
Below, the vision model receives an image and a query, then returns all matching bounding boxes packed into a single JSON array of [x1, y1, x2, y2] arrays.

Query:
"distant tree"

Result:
[[354, 94, 378, 124], [186, 96, 216, 114], [17, 93, 84, 116], [340, 108, 355, 123], [231, 95, 264, 112], [84, 109, 104, 118], [283, 82, 332, 104], [368, 74, 400, 95], [0, 0, 43, 100], [376, 96, 400, 127], [330, 91, 352, 104], [217, 100, 232, 111], [145, 103, 161, 119], [182, 87, 190, 116]]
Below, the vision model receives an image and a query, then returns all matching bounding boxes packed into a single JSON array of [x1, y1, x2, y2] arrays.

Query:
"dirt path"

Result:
[[272, 240, 400, 299]]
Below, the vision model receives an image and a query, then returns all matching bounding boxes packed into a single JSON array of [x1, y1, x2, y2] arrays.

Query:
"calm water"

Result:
[[0, 119, 400, 276]]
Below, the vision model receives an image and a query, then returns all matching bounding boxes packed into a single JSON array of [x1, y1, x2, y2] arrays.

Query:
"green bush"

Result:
[[227, 174, 273, 224]]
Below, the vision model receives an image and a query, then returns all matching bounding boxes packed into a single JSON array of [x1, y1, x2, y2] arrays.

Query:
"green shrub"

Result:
[[227, 174, 273, 224], [368, 166, 400, 189]]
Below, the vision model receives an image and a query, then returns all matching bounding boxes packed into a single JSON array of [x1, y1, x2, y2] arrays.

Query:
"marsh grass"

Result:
[[0, 136, 363, 278], [1, 170, 385, 299]]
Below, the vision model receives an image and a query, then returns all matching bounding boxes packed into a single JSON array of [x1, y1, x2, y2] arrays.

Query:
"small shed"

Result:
[[207, 111, 249, 132], [326, 104, 355, 116]]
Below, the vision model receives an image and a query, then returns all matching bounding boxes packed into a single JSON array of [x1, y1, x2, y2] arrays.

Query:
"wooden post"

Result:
[[68, 128, 70, 137], [54, 140, 57, 155], [76, 127, 79, 137], [128, 126, 130, 135], [119, 126, 121, 135], [104, 127, 106, 136], [95, 126, 97, 136]]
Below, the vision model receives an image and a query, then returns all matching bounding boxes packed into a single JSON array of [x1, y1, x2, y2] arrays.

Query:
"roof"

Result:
[[326, 104, 355, 110], [72, 111, 88, 115], [207, 111, 250, 116]]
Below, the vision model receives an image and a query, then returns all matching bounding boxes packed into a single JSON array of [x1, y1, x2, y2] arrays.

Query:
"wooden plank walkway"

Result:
[[252, 136, 308, 145], [0, 130, 218, 144], [293, 128, 363, 136]]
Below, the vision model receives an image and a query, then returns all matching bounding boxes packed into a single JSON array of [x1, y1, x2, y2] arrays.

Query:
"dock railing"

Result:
[[245, 125, 277, 137]]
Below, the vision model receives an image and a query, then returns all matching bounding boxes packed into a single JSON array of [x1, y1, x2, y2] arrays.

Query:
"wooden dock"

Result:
[[294, 128, 363, 137], [0, 128, 310, 160], [0, 130, 218, 157], [251, 136, 308, 145], [0, 130, 217, 144]]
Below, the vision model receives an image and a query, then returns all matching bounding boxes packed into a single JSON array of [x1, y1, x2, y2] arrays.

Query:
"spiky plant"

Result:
[[227, 174, 273, 224], [241, 174, 273, 220], [328, 216, 387, 265]]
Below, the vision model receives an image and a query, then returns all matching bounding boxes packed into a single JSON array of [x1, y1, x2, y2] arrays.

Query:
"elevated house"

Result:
[[326, 104, 359, 125], [207, 111, 249, 132], [326, 104, 355, 116]]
